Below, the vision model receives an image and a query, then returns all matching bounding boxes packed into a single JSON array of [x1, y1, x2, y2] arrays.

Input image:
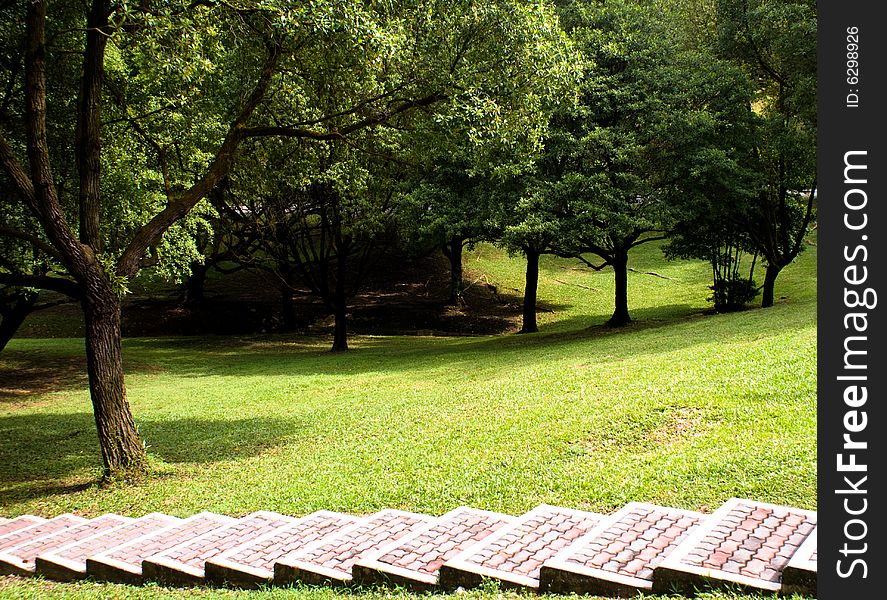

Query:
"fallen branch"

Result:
[[629, 268, 673, 280], [552, 278, 599, 291]]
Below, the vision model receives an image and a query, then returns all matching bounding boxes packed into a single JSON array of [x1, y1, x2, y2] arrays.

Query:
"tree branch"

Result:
[[0, 272, 81, 297], [0, 226, 63, 261], [0, 131, 37, 209], [117, 41, 283, 277], [241, 94, 446, 141]]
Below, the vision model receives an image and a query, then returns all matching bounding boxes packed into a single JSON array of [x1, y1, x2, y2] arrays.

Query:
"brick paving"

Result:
[[353, 506, 515, 591], [0, 498, 818, 596], [0, 516, 46, 538], [205, 510, 361, 588], [87, 512, 235, 584], [0, 515, 87, 554], [274, 509, 434, 586], [35, 513, 180, 581], [652, 498, 817, 594], [540, 502, 703, 596], [142, 511, 296, 586], [438, 504, 605, 591], [0, 514, 131, 576]]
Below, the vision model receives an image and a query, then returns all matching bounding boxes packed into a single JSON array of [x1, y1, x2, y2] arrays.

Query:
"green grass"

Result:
[[0, 578, 817, 600], [0, 241, 816, 600]]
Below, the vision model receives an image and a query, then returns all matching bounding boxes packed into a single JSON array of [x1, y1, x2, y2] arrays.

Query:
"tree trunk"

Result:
[[331, 300, 348, 352], [442, 237, 465, 305], [607, 250, 631, 327], [330, 244, 349, 352], [520, 248, 540, 334], [182, 261, 208, 305], [0, 292, 38, 353], [761, 263, 781, 308], [280, 285, 296, 331], [276, 264, 297, 331], [81, 288, 148, 479]]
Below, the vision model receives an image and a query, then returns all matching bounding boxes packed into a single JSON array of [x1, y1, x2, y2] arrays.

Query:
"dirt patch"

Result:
[[646, 407, 705, 446]]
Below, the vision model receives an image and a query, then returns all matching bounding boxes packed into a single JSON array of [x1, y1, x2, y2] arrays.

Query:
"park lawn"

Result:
[[0, 242, 816, 600]]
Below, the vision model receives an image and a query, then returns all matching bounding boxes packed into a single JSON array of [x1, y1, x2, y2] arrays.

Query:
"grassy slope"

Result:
[[0, 242, 816, 599]]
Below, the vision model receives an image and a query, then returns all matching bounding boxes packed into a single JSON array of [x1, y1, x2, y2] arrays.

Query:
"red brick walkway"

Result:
[[0, 497, 817, 597]]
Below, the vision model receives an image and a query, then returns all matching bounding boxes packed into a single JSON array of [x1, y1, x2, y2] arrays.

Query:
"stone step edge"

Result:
[[781, 527, 817, 595], [352, 506, 516, 591], [205, 510, 363, 588], [0, 515, 89, 554], [438, 504, 607, 591], [85, 512, 232, 585], [651, 498, 817, 595], [539, 502, 705, 596], [142, 512, 287, 586], [274, 509, 432, 586], [0, 515, 132, 576], [0, 498, 818, 593], [34, 514, 176, 582]]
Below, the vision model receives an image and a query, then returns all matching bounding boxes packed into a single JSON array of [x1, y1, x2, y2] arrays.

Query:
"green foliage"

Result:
[[710, 277, 760, 312], [713, 0, 817, 285]]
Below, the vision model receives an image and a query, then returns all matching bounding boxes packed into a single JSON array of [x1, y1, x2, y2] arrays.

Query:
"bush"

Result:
[[709, 277, 759, 312]]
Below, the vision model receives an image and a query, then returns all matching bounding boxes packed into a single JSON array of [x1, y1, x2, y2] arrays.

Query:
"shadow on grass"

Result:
[[2, 298, 814, 401], [0, 344, 175, 402], [113, 300, 813, 378], [0, 348, 88, 401], [0, 412, 301, 503]]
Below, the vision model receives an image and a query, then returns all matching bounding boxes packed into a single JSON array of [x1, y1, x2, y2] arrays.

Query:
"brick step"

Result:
[[0, 515, 88, 555], [142, 511, 297, 586], [438, 504, 605, 591], [274, 509, 434, 587], [0, 514, 131, 576], [0, 498, 817, 595], [541, 502, 704, 596], [86, 512, 234, 585], [0, 516, 46, 539], [652, 498, 817, 595], [35, 513, 179, 581], [353, 506, 514, 592], [205, 510, 361, 588], [780, 526, 817, 595]]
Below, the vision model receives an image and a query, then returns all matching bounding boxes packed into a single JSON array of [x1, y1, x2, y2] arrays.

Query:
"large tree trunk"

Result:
[[520, 248, 540, 334], [0, 292, 38, 353], [761, 263, 781, 308], [442, 237, 465, 305], [607, 250, 631, 327], [81, 285, 147, 479], [182, 261, 208, 305]]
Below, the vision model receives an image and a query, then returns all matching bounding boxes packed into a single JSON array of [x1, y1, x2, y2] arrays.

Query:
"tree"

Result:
[[0, 0, 577, 477], [715, 0, 817, 307], [529, 0, 752, 326], [494, 177, 563, 334], [403, 155, 499, 305], [237, 133, 403, 352], [0, 200, 76, 351], [2, 0, 580, 476], [665, 189, 761, 312]]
